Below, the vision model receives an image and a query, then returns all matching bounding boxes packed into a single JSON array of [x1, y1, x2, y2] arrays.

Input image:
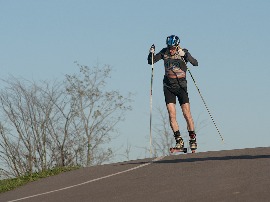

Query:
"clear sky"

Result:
[[1, 0, 270, 161]]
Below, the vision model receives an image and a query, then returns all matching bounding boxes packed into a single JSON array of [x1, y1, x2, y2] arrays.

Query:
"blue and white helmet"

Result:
[[166, 35, 180, 47]]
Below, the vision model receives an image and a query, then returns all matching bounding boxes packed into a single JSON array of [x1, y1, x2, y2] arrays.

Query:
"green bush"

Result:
[[0, 166, 80, 193]]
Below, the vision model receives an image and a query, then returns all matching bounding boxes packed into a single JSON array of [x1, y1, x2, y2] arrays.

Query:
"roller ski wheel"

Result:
[[170, 147, 188, 154], [191, 149, 196, 153]]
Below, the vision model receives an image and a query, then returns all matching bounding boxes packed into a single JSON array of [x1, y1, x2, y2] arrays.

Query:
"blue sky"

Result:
[[1, 0, 270, 161]]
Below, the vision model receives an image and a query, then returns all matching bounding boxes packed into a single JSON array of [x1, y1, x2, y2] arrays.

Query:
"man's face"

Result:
[[168, 46, 177, 55]]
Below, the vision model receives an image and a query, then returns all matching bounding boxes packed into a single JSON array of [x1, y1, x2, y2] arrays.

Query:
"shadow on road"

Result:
[[154, 154, 270, 164]]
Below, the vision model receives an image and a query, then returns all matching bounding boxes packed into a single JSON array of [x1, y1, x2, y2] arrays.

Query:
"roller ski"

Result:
[[170, 147, 187, 154], [189, 132, 197, 153], [170, 132, 187, 154]]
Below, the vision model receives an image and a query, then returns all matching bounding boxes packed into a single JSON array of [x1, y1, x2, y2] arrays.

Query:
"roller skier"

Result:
[[147, 35, 198, 153]]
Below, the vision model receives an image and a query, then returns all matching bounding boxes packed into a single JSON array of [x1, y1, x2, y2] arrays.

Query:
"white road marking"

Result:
[[7, 156, 164, 202]]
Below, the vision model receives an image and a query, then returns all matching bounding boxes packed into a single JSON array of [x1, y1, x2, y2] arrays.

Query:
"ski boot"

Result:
[[170, 131, 187, 154], [189, 132, 197, 153]]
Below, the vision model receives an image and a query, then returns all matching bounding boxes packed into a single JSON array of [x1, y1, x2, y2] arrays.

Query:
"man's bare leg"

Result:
[[166, 103, 179, 132], [166, 103, 185, 150], [181, 103, 197, 152], [181, 103, 194, 131]]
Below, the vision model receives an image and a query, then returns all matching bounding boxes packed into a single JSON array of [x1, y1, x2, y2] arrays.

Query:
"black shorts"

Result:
[[163, 76, 189, 105]]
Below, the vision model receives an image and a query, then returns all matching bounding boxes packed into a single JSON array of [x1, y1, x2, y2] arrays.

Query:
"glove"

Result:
[[149, 44, 155, 54], [178, 48, 185, 57]]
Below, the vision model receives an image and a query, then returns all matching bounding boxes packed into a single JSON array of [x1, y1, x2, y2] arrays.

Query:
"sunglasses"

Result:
[[168, 46, 177, 50]]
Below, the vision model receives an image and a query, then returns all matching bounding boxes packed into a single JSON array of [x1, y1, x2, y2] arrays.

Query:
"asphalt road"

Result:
[[1, 147, 270, 202]]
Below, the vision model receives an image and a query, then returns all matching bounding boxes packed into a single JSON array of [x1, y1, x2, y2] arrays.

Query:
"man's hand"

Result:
[[149, 44, 155, 54], [178, 48, 185, 57]]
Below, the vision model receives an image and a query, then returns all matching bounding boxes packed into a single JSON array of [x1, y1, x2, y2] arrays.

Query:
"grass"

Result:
[[0, 166, 80, 193]]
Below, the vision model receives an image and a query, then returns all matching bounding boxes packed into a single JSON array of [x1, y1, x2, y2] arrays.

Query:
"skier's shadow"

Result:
[[154, 154, 270, 164]]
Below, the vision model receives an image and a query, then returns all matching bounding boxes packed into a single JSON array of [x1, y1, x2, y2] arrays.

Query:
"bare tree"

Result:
[[0, 78, 82, 177], [0, 78, 58, 176], [0, 63, 133, 178], [116, 140, 133, 162], [152, 107, 175, 157], [35, 80, 78, 168], [65, 63, 132, 166]]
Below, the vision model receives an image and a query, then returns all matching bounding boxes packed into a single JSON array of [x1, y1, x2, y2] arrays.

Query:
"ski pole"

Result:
[[149, 51, 154, 157], [187, 68, 224, 142]]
